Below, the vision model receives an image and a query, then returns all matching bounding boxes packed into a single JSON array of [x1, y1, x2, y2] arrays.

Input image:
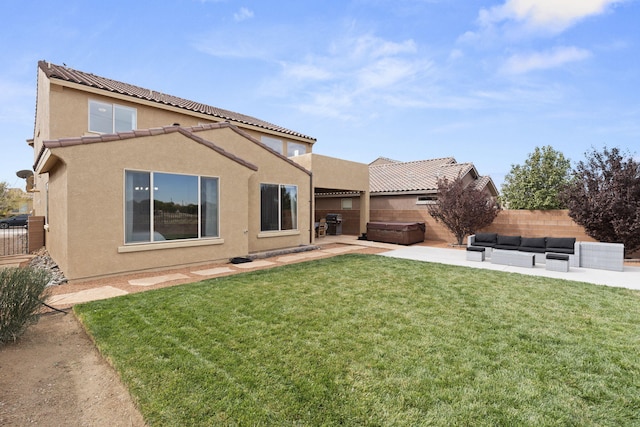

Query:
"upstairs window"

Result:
[[90, 100, 137, 134], [287, 142, 307, 157], [261, 136, 284, 155]]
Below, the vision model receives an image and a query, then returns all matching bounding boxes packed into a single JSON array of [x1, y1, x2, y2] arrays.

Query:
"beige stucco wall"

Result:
[[194, 128, 313, 253], [30, 70, 322, 280], [45, 162, 68, 271], [294, 153, 370, 235], [41, 78, 314, 151], [45, 131, 254, 281], [294, 153, 369, 192]]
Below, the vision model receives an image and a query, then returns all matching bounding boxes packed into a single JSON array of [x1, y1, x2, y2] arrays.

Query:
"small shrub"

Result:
[[0, 267, 51, 345]]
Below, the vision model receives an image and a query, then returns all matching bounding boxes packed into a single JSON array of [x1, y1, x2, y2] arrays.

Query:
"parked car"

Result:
[[0, 214, 30, 229]]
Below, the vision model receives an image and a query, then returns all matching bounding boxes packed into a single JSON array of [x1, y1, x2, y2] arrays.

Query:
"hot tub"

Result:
[[366, 222, 426, 245]]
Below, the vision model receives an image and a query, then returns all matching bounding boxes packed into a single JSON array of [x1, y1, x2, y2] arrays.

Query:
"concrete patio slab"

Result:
[[47, 286, 129, 305], [277, 251, 326, 263], [128, 273, 190, 287], [322, 245, 367, 254], [380, 245, 640, 291], [234, 260, 276, 269], [191, 266, 235, 276]]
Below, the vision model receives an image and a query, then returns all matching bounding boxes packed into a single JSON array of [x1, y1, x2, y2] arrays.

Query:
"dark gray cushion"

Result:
[[495, 235, 521, 250], [475, 232, 497, 244], [546, 237, 576, 254], [519, 237, 547, 253], [546, 253, 569, 261]]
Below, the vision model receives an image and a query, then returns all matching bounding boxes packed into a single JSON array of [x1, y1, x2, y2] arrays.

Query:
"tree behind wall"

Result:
[[427, 176, 499, 245], [500, 145, 571, 209], [561, 146, 640, 255]]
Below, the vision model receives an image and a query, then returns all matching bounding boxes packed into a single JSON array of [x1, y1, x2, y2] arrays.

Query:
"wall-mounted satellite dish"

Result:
[[16, 169, 34, 179]]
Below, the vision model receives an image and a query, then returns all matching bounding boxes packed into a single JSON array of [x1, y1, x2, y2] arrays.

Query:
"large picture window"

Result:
[[90, 100, 137, 134], [260, 184, 297, 232], [125, 171, 219, 244]]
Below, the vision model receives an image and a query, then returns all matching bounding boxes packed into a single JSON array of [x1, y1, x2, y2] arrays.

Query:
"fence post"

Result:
[[27, 216, 45, 254]]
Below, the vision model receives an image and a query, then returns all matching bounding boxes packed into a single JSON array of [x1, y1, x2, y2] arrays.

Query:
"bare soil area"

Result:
[[0, 312, 146, 426], [0, 243, 387, 426]]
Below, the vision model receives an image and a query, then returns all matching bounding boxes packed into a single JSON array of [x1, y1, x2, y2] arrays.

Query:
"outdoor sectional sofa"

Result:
[[468, 233, 580, 267]]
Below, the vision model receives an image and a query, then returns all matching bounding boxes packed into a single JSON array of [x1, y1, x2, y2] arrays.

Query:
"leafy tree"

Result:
[[427, 175, 499, 245], [561, 146, 640, 255], [1, 182, 16, 217], [500, 146, 571, 209], [0, 182, 26, 217]]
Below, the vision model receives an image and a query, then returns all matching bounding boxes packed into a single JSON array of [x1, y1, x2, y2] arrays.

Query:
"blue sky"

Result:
[[1, 0, 639, 190]]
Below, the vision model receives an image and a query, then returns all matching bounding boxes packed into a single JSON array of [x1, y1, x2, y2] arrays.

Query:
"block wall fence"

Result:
[[317, 204, 640, 258]]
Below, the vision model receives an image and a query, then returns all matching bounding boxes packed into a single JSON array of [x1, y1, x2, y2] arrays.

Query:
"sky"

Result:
[[1, 0, 639, 191]]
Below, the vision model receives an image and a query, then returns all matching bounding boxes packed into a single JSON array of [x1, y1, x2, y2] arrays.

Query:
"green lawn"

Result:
[[75, 254, 640, 426]]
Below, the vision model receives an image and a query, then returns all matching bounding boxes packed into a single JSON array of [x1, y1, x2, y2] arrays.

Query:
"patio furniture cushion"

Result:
[[546, 253, 569, 261], [519, 237, 547, 253], [473, 232, 497, 247], [466, 246, 485, 252], [546, 237, 576, 254], [494, 235, 521, 250]]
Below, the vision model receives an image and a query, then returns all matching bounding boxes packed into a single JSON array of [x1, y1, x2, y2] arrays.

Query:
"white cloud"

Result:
[[358, 57, 423, 90], [282, 63, 333, 81], [233, 7, 254, 22], [329, 33, 417, 60], [273, 33, 432, 120], [480, 0, 628, 33], [448, 49, 464, 61], [501, 46, 592, 74]]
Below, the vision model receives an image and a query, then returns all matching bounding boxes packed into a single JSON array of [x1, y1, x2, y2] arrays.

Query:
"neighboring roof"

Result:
[[36, 122, 311, 176], [38, 60, 315, 141], [369, 157, 401, 166], [369, 157, 497, 196], [370, 157, 456, 193]]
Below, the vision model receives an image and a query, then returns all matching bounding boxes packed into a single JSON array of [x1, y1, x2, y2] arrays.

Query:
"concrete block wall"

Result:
[[480, 210, 596, 242], [367, 209, 597, 244], [316, 197, 639, 258]]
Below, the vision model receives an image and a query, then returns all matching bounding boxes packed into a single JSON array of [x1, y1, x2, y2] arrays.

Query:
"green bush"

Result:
[[0, 267, 51, 345]]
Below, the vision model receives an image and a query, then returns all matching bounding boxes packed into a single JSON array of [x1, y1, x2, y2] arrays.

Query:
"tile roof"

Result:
[[369, 157, 401, 166], [38, 60, 315, 141], [37, 123, 312, 176], [370, 157, 456, 193], [370, 157, 495, 195]]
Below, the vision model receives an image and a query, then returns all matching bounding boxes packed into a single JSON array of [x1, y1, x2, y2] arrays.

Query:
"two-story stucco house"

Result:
[[30, 61, 369, 282]]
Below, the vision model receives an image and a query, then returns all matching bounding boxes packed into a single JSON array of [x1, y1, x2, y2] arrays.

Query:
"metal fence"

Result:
[[0, 226, 28, 256]]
